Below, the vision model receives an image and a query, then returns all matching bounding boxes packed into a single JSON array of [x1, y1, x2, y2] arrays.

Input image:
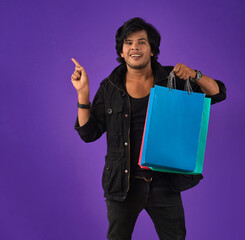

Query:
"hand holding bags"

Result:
[[138, 71, 211, 174]]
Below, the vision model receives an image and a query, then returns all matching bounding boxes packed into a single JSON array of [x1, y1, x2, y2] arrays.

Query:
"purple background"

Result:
[[1, 0, 244, 239]]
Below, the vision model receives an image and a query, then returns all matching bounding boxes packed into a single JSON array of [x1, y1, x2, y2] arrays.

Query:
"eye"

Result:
[[139, 41, 146, 45], [124, 41, 132, 45]]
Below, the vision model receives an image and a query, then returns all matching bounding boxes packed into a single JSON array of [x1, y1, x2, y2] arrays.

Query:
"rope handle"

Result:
[[167, 70, 193, 95]]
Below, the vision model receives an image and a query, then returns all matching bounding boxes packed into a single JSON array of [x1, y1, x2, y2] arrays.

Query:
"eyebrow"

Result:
[[125, 38, 148, 42]]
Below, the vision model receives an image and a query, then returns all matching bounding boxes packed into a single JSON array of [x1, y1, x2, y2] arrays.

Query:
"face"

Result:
[[120, 30, 153, 70]]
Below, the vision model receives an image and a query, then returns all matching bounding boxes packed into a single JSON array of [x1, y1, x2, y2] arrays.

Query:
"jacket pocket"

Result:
[[105, 105, 123, 134], [105, 104, 124, 152], [102, 156, 124, 196]]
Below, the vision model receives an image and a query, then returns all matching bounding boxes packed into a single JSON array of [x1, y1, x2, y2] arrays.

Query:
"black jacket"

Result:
[[75, 61, 226, 201]]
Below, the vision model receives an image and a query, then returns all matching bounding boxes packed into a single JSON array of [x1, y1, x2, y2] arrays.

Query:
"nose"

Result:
[[131, 42, 139, 50]]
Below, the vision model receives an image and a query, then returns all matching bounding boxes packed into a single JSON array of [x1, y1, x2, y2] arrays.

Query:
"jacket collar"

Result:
[[108, 61, 170, 91]]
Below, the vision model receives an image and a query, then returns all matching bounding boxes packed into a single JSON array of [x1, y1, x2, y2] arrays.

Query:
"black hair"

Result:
[[115, 17, 161, 64]]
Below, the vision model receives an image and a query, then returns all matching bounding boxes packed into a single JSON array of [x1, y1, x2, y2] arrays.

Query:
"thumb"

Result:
[[80, 66, 87, 76]]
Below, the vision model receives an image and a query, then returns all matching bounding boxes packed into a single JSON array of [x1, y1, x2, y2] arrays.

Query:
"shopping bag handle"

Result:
[[167, 70, 193, 95]]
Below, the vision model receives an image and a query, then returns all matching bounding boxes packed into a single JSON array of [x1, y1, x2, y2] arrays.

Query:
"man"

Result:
[[71, 18, 226, 240]]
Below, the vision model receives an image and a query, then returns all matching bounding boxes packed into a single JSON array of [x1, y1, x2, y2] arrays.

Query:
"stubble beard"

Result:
[[125, 58, 151, 70]]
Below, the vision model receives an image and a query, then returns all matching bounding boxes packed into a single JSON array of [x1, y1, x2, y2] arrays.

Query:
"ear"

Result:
[[151, 52, 154, 57], [120, 52, 124, 58]]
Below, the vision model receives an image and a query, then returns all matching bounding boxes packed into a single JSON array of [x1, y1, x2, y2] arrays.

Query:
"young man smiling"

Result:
[[71, 18, 226, 240], [121, 30, 153, 70]]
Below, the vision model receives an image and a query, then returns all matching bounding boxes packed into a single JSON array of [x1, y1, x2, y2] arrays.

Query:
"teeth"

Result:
[[131, 54, 141, 57]]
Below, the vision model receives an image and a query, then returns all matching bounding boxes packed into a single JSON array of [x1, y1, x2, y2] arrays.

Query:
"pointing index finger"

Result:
[[71, 58, 81, 67]]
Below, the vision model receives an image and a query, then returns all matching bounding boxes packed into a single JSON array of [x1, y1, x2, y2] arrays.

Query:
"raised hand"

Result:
[[71, 58, 89, 95]]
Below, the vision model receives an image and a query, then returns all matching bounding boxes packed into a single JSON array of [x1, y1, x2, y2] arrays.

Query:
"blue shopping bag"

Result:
[[149, 96, 211, 174], [140, 84, 206, 172]]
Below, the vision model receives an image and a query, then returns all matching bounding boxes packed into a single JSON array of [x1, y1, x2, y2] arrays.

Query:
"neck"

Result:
[[126, 63, 153, 82]]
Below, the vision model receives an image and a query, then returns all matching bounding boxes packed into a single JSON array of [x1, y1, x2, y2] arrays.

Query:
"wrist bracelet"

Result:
[[77, 101, 91, 109]]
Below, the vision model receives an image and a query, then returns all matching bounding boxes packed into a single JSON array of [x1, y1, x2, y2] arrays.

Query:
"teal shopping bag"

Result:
[[139, 84, 206, 172], [149, 96, 211, 174]]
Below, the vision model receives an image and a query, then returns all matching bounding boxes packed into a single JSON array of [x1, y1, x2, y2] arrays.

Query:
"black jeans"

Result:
[[106, 176, 186, 240]]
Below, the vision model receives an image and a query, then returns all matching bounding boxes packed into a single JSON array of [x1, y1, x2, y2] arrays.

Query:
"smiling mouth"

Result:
[[130, 54, 142, 57]]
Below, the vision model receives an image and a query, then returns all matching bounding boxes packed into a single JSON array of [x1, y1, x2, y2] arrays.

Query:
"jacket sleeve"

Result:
[[177, 78, 227, 105], [74, 84, 106, 143], [204, 80, 226, 104]]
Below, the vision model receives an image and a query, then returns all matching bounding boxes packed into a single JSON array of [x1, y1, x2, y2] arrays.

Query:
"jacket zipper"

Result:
[[108, 79, 131, 196]]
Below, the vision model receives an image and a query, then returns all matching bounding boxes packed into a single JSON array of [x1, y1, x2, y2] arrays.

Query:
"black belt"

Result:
[[133, 176, 153, 182]]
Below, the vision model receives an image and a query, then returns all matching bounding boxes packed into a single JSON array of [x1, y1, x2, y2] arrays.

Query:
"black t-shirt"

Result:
[[129, 94, 167, 178]]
